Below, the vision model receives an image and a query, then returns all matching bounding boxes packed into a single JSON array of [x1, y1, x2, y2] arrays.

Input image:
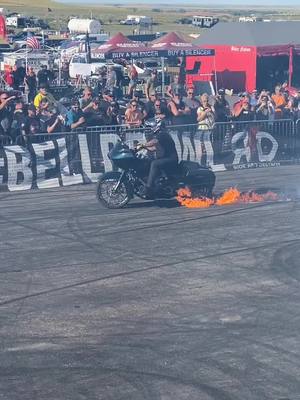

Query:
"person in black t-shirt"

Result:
[[144, 91, 157, 120], [138, 120, 178, 198], [38, 98, 64, 134], [0, 92, 15, 135], [24, 67, 37, 103], [24, 104, 41, 135], [10, 100, 26, 141]]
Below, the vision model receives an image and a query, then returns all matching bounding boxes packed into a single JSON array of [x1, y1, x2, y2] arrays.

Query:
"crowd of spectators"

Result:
[[1, 62, 300, 142]]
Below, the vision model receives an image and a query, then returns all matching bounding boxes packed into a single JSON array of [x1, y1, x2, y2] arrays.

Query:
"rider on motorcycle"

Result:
[[138, 119, 178, 198]]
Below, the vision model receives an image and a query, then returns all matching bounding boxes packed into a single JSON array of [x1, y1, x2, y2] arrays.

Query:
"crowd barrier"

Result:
[[1, 118, 300, 192]]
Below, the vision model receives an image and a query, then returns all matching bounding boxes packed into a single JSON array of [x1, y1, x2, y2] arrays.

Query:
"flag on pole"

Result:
[[288, 46, 293, 87], [26, 32, 40, 49]]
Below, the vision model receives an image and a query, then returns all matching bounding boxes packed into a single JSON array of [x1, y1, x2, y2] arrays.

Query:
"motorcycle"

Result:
[[96, 120, 216, 209]]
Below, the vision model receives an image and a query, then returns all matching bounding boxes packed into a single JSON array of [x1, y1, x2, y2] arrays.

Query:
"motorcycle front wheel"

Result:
[[97, 174, 131, 209]]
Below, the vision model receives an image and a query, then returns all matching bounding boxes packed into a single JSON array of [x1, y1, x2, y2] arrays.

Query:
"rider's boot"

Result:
[[145, 186, 155, 200]]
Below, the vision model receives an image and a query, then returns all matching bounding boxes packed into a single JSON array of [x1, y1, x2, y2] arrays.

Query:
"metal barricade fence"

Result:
[[0, 135, 13, 147], [213, 119, 295, 142], [212, 118, 298, 162], [296, 119, 300, 135]]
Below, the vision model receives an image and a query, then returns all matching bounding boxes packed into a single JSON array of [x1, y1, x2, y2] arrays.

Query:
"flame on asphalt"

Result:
[[176, 187, 279, 208]]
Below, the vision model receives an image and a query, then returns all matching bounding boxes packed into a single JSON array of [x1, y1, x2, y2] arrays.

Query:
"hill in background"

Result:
[[1, 0, 300, 36]]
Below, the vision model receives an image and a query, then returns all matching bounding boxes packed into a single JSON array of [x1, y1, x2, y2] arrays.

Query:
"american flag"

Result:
[[26, 32, 40, 49]]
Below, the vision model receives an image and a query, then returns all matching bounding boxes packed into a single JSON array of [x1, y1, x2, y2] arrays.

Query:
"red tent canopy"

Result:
[[93, 32, 147, 59], [149, 32, 214, 57], [150, 32, 194, 50]]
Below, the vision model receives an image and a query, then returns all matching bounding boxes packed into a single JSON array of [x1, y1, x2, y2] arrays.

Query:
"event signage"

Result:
[[93, 48, 215, 60], [0, 125, 297, 192]]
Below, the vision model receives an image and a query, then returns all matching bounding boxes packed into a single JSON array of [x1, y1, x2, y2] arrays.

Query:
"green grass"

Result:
[[1, 0, 300, 36]]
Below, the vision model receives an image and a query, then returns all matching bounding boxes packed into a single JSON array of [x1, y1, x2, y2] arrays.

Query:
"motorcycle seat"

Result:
[[179, 160, 210, 176]]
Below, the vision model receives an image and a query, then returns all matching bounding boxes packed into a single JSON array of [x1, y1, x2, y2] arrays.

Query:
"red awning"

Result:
[[93, 32, 146, 59], [257, 44, 300, 57], [149, 31, 215, 57], [150, 31, 194, 51]]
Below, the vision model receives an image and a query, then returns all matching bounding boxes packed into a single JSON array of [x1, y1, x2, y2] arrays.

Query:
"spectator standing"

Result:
[[65, 99, 86, 130], [17, 63, 26, 86], [106, 66, 118, 98], [38, 98, 64, 134], [114, 66, 125, 99], [79, 86, 93, 110], [96, 66, 107, 94], [37, 65, 53, 87], [4, 67, 14, 88], [0, 92, 15, 136], [283, 92, 294, 119], [168, 91, 190, 126], [255, 95, 275, 121], [154, 99, 168, 121], [24, 104, 41, 135], [24, 67, 37, 103], [291, 90, 300, 120], [10, 100, 26, 141], [99, 89, 116, 118], [34, 84, 56, 110], [249, 89, 259, 108], [197, 93, 215, 129], [144, 91, 158, 120], [213, 88, 230, 122], [166, 75, 185, 99], [131, 91, 145, 114], [197, 93, 215, 166], [124, 100, 143, 127], [12, 65, 21, 90], [233, 93, 255, 121], [145, 70, 159, 100], [105, 101, 122, 126], [84, 97, 105, 126], [183, 87, 200, 124], [61, 62, 69, 83], [127, 63, 138, 98], [271, 86, 287, 119]]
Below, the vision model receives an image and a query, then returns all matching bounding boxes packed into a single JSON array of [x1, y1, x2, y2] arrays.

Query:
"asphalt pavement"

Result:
[[1, 166, 300, 400]]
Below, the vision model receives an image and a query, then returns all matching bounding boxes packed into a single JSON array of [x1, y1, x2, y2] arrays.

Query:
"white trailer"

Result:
[[121, 15, 151, 25], [68, 18, 101, 34], [192, 16, 219, 28]]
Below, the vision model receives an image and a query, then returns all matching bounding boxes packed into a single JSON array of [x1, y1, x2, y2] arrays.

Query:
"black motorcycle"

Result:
[[96, 121, 216, 209]]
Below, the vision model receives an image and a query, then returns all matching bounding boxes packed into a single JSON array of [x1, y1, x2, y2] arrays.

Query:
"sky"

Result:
[[59, 0, 300, 5]]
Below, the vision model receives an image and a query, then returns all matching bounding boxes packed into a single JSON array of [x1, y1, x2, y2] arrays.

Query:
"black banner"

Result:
[[0, 122, 299, 191]]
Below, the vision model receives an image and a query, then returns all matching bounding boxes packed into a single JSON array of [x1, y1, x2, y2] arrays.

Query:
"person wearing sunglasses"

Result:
[[183, 87, 200, 124], [154, 100, 168, 121], [0, 92, 16, 111], [65, 99, 86, 130], [124, 100, 143, 127], [79, 86, 93, 111]]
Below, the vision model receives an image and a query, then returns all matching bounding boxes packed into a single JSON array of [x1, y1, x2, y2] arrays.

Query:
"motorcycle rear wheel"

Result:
[[190, 185, 214, 199], [97, 176, 131, 209]]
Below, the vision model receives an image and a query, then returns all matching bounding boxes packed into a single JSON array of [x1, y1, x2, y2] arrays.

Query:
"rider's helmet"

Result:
[[144, 117, 165, 134]]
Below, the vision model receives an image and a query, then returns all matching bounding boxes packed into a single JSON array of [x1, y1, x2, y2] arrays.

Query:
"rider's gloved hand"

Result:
[[136, 143, 144, 151]]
